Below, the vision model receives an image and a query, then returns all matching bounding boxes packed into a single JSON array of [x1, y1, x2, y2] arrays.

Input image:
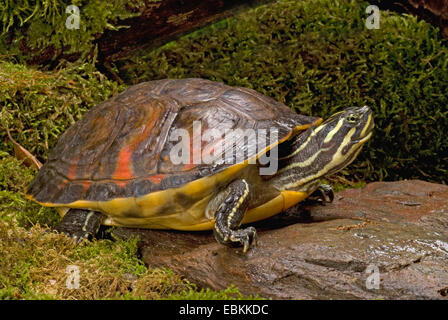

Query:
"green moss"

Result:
[[0, 154, 59, 227], [165, 284, 263, 300], [0, 221, 185, 300], [0, 219, 258, 300], [0, 0, 157, 63], [0, 152, 35, 192], [0, 60, 124, 160], [119, 0, 448, 183], [70, 234, 148, 277]]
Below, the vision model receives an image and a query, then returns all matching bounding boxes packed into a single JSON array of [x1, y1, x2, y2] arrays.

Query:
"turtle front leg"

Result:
[[213, 179, 257, 253], [55, 209, 104, 243]]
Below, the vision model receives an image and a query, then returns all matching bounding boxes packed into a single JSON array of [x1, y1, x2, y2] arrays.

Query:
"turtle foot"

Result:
[[308, 184, 334, 205], [55, 209, 104, 243], [216, 226, 258, 253]]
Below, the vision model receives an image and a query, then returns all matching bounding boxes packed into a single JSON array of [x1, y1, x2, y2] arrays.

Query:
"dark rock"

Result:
[[113, 180, 448, 299]]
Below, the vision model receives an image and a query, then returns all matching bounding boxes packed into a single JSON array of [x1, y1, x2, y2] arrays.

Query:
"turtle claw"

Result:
[[74, 231, 94, 244], [229, 226, 257, 253], [309, 184, 334, 205], [55, 225, 93, 243]]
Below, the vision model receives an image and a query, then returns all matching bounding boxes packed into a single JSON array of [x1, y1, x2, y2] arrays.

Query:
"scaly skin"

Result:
[[213, 179, 257, 253]]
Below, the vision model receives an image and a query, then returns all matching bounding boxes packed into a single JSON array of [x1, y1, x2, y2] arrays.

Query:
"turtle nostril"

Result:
[[359, 105, 370, 114]]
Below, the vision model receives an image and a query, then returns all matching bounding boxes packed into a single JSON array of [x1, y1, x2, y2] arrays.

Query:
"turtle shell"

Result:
[[26, 79, 320, 227]]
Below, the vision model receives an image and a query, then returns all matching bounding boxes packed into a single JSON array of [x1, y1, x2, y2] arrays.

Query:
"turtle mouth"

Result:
[[354, 130, 373, 144]]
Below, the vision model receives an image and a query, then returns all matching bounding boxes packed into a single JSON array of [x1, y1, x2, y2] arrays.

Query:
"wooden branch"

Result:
[[26, 0, 273, 66], [98, 0, 273, 64]]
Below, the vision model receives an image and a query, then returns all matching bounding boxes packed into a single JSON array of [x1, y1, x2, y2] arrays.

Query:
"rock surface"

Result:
[[113, 180, 448, 299]]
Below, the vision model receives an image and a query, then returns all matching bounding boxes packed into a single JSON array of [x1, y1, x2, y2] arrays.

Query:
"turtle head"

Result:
[[274, 106, 374, 190], [316, 105, 374, 175]]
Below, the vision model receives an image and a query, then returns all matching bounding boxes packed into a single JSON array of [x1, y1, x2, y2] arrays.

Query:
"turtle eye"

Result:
[[346, 113, 359, 124]]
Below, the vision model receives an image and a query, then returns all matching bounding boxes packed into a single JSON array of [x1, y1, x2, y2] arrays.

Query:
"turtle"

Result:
[[26, 78, 374, 252]]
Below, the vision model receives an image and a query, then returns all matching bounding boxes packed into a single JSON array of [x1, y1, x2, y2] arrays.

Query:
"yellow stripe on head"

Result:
[[282, 127, 357, 189]]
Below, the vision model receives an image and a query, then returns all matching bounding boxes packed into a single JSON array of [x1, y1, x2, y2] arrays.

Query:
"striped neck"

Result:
[[270, 106, 374, 192]]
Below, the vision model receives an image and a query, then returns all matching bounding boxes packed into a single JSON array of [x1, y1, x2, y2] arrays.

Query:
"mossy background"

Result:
[[0, 0, 447, 299], [0, 0, 153, 63]]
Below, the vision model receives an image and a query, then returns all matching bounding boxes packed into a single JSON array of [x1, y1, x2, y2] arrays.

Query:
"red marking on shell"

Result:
[[182, 163, 196, 171], [80, 181, 91, 192], [59, 179, 68, 190], [67, 163, 77, 180], [113, 105, 162, 180], [114, 180, 128, 188], [182, 126, 203, 170], [113, 148, 134, 180], [148, 174, 166, 184]]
